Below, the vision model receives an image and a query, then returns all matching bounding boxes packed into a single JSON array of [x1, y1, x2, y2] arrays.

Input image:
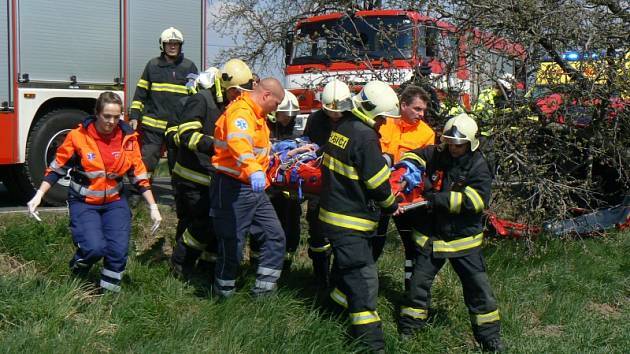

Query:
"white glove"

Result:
[[129, 119, 138, 130], [149, 204, 162, 235], [27, 190, 44, 221]]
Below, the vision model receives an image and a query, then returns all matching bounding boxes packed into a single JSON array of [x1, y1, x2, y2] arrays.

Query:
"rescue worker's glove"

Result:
[[27, 190, 44, 221], [394, 160, 424, 194], [149, 204, 162, 235], [250, 171, 266, 193]]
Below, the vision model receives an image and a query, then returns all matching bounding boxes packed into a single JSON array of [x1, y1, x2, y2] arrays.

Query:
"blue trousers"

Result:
[[210, 173, 286, 297], [69, 198, 131, 292]]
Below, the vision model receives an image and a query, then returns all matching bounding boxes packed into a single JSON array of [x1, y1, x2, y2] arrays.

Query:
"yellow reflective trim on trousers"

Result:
[[475, 309, 500, 325], [378, 193, 396, 208], [188, 132, 203, 151], [412, 230, 429, 248], [365, 164, 390, 190], [400, 306, 428, 320], [141, 116, 168, 130], [319, 208, 377, 232], [309, 243, 331, 252], [449, 191, 463, 214], [433, 233, 483, 254], [330, 288, 348, 308], [131, 100, 144, 111], [464, 186, 484, 213], [322, 153, 358, 180], [137, 79, 149, 90], [350, 311, 381, 325], [173, 162, 211, 186], [182, 229, 207, 251], [400, 153, 426, 168], [178, 121, 203, 136], [151, 82, 188, 94], [165, 125, 179, 135]]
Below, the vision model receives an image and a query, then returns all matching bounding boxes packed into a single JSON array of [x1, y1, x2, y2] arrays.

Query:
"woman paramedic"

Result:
[[26, 91, 162, 293]]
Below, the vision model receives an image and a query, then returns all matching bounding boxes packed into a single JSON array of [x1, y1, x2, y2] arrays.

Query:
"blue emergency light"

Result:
[[562, 51, 580, 61]]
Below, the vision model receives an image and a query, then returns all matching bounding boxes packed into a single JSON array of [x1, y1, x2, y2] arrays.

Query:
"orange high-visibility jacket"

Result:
[[379, 118, 436, 163], [44, 117, 150, 205], [212, 92, 271, 186]]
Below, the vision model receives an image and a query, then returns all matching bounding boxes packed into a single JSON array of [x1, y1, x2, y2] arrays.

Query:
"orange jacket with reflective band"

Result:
[[212, 92, 271, 185], [44, 117, 150, 205], [379, 118, 436, 163]]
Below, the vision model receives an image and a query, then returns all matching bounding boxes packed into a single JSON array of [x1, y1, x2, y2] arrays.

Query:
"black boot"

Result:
[[69, 260, 90, 279], [170, 243, 198, 280], [312, 256, 330, 289], [480, 337, 505, 352]]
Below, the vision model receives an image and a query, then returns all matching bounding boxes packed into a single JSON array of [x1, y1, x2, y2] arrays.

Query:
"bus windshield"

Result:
[[291, 15, 414, 64]]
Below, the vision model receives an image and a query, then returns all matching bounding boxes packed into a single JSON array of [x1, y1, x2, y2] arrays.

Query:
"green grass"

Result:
[[1, 210, 629, 353]]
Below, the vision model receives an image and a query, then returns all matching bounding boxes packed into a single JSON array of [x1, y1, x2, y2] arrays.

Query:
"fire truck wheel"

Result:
[[22, 108, 88, 206]]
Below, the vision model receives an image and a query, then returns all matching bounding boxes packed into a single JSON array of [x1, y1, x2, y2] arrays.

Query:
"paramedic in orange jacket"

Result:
[[210, 78, 286, 297], [374, 85, 436, 290], [26, 92, 162, 293]]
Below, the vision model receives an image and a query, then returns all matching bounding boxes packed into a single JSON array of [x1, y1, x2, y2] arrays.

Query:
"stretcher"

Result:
[[267, 140, 426, 208]]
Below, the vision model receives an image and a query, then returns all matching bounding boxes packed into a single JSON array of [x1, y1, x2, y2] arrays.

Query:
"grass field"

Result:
[[1, 207, 629, 353]]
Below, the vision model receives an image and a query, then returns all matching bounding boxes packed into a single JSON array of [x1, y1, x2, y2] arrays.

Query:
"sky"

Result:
[[205, 0, 284, 80]]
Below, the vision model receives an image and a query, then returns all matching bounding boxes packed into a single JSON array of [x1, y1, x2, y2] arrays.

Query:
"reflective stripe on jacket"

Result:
[[379, 117, 436, 163], [173, 89, 224, 186], [319, 111, 398, 235], [44, 117, 150, 205], [402, 144, 492, 257], [129, 53, 198, 132], [212, 92, 271, 185]]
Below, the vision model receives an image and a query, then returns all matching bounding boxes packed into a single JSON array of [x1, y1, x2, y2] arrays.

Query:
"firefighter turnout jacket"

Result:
[[212, 92, 271, 185], [379, 117, 436, 163], [302, 109, 334, 147], [44, 117, 150, 205], [130, 53, 198, 133], [400, 144, 491, 257], [173, 89, 224, 186], [319, 111, 398, 235]]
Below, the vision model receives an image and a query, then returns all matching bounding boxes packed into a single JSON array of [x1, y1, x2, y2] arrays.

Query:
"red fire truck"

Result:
[[0, 0, 207, 205], [283, 9, 526, 130]]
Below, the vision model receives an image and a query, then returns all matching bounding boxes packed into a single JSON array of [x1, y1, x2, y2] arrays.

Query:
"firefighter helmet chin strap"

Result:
[[215, 75, 224, 103], [351, 107, 376, 128]]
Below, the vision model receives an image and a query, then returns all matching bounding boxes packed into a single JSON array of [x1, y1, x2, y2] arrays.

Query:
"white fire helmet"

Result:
[[440, 113, 480, 151], [321, 79, 352, 112], [351, 80, 400, 126], [197, 67, 221, 89], [277, 90, 300, 117], [159, 27, 184, 52]]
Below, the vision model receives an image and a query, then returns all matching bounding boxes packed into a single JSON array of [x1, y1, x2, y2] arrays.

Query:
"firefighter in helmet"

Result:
[[169, 60, 254, 280], [301, 78, 353, 288], [128, 27, 198, 180], [395, 113, 504, 352], [319, 80, 400, 352], [254, 90, 314, 269]]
